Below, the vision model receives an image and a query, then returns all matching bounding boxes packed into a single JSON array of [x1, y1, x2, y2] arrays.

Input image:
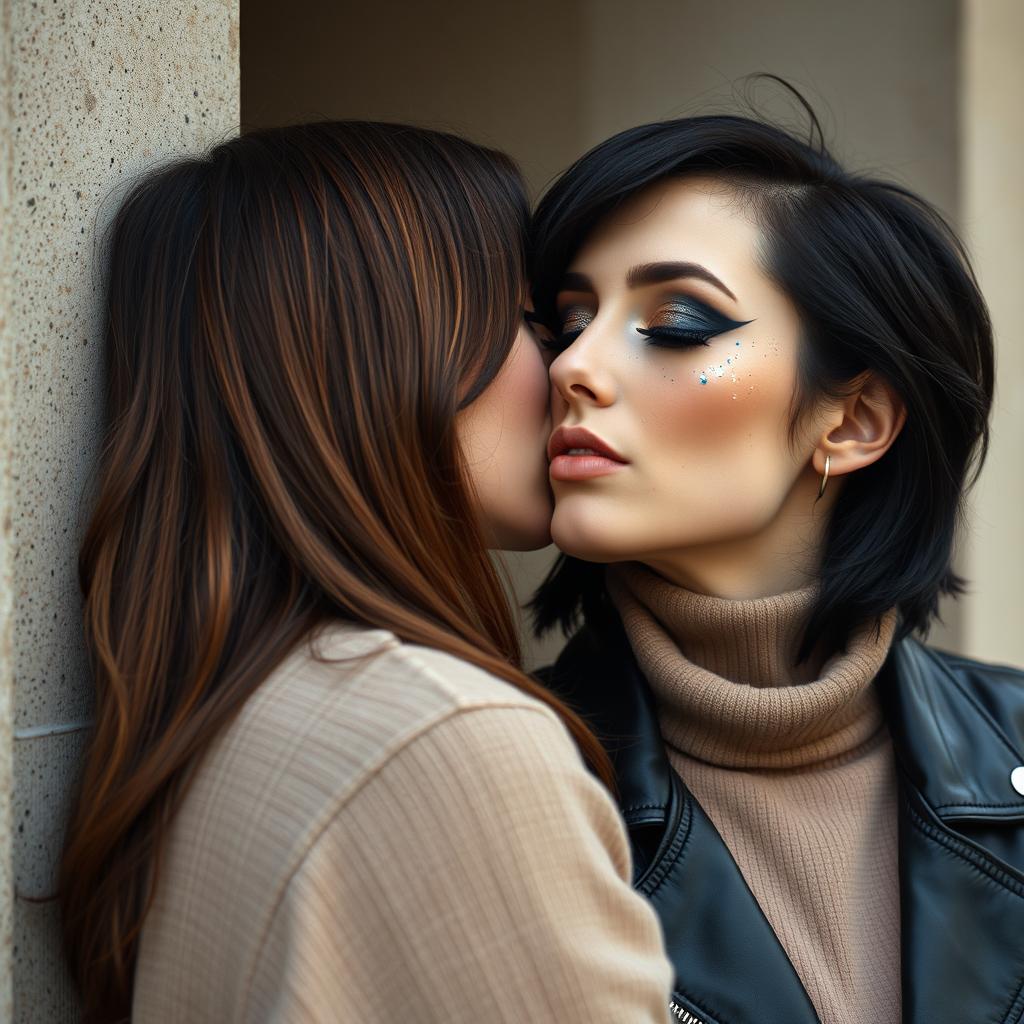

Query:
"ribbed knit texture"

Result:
[[607, 561, 901, 1024], [132, 621, 676, 1023]]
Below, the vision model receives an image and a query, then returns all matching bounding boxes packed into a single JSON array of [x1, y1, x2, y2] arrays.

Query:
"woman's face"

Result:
[[457, 309, 555, 551], [545, 175, 832, 595]]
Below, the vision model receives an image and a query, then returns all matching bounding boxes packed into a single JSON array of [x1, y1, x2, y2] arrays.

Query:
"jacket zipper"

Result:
[[668, 999, 706, 1023]]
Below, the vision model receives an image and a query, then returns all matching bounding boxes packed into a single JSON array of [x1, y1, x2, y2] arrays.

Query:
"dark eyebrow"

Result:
[[626, 261, 737, 301], [557, 262, 738, 303]]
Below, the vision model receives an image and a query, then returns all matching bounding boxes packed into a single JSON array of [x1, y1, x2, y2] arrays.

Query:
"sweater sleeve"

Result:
[[241, 702, 675, 1023]]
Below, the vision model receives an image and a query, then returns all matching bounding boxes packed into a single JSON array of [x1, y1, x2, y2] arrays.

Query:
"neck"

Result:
[[643, 466, 835, 600]]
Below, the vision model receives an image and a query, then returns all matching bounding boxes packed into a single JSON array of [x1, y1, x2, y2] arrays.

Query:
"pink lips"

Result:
[[547, 426, 629, 482]]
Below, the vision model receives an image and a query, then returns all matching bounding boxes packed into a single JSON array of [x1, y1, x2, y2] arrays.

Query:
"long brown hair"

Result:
[[59, 121, 616, 1023]]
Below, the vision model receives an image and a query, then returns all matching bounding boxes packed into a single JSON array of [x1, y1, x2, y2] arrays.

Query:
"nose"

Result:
[[549, 328, 617, 410]]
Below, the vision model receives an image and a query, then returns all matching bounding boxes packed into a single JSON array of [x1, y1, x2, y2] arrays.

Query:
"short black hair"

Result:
[[529, 79, 994, 659]]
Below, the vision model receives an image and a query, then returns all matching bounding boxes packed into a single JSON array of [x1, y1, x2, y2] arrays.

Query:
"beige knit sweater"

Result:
[[607, 561, 901, 1024], [132, 620, 676, 1023]]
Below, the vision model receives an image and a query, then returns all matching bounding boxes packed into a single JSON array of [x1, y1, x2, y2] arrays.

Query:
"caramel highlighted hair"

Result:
[[59, 122, 615, 1022]]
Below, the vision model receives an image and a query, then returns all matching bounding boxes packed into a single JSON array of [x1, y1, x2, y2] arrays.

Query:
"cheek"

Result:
[[649, 339, 786, 435], [464, 332, 553, 549], [504, 332, 552, 428], [617, 338, 799, 529], [468, 334, 550, 453]]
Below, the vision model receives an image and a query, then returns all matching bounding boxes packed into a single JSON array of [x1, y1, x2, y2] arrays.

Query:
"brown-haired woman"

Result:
[[58, 122, 675, 1023]]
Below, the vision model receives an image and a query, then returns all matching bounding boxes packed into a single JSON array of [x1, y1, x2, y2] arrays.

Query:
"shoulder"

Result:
[[247, 631, 622, 908], [896, 636, 1024, 744], [136, 621, 591, 1016], [921, 641, 1024, 687], [287, 622, 606, 840], [233, 670, 673, 1024], [188, 620, 573, 849], [304, 617, 553, 707], [903, 636, 1024, 696], [242, 618, 564, 769]]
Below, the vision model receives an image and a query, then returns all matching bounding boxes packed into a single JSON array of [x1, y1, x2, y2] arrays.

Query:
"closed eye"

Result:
[[639, 299, 753, 349], [549, 305, 594, 351], [636, 326, 715, 347], [546, 298, 753, 352]]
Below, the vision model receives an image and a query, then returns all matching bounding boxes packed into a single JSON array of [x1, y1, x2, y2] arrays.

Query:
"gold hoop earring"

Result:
[[815, 454, 831, 503]]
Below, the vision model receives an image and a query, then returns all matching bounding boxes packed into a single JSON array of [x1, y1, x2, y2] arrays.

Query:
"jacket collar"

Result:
[[875, 637, 1024, 819], [544, 613, 821, 1021], [546, 611, 1024, 828], [542, 612, 1024, 1024], [541, 611, 674, 827]]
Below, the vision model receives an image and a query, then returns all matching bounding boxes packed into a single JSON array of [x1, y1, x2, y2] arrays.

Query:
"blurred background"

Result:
[[1, 1, 1020, 1019], [242, 0, 1020, 671]]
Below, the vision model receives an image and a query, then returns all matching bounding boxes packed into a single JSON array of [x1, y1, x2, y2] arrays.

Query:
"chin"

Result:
[[498, 524, 552, 552], [493, 495, 554, 552], [550, 503, 624, 563]]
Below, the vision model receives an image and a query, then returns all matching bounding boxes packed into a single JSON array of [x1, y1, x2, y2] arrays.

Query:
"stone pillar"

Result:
[[0, 2, 239, 1019]]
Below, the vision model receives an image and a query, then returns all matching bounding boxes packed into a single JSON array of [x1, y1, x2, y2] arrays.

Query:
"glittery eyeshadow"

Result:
[[560, 307, 591, 333], [649, 299, 753, 336]]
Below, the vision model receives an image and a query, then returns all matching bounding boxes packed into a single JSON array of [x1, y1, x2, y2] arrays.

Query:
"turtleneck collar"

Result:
[[605, 561, 899, 770]]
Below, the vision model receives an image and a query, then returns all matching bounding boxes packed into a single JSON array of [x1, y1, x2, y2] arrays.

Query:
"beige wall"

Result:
[[0, 2, 240, 1019], [578, 0, 958, 207], [243, 0, 1022, 669], [242, 0, 588, 197], [959, 0, 1024, 666]]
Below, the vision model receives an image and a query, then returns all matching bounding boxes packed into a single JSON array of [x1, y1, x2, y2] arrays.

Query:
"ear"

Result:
[[811, 372, 907, 479]]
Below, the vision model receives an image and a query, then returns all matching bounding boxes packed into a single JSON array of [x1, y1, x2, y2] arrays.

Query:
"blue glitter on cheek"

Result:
[[699, 372, 708, 385]]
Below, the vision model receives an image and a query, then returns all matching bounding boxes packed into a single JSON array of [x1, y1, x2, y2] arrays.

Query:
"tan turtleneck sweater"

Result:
[[607, 561, 901, 1024]]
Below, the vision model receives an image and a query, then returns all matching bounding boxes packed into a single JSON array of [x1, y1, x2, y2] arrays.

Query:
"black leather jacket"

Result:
[[538, 611, 1024, 1024]]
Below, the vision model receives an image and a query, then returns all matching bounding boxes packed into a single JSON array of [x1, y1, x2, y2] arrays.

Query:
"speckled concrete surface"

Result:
[[1, 2, 239, 1019], [2, 1, 17, 1017]]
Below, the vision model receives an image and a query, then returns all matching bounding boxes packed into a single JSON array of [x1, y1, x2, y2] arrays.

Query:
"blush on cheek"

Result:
[[513, 334, 554, 420], [497, 332, 555, 547], [656, 363, 772, 446], [639, 341, 795, 517], [503, 334, 552, 467], [685, 337, 789, 414]]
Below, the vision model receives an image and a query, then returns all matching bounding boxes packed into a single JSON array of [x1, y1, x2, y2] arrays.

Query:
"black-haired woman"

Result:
[[532, 90, 1024, 1024]]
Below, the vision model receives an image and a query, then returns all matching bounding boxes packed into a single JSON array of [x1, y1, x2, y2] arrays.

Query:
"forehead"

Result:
[[568, 175, 763, 290]]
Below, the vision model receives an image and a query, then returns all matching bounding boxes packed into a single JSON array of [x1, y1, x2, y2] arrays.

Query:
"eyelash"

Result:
[[637, 326, 714, 347], [548, 326, 713, 351]]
